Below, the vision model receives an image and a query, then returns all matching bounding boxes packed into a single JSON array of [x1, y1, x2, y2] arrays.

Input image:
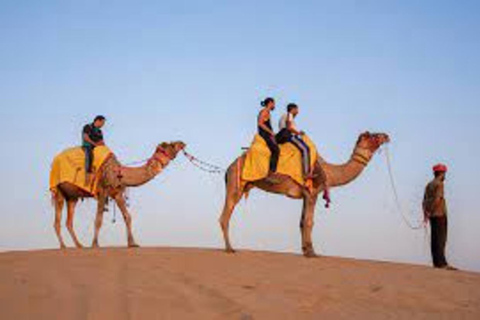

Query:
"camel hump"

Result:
[[50, 146, 113, 195], [242, 134, 318, 185]]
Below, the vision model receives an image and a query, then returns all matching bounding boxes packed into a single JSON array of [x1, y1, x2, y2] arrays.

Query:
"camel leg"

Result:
[[66, 199, 84, 248], [219, 160, 246, 253], [54, 193, 67, 249], [300, 194, 319, 258], [91, 195, 106, 248], [115, 194, 138, 248]]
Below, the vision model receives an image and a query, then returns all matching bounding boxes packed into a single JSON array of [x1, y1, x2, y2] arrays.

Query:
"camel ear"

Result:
[[156, 142, 169, 154], [357, 131, 369, 144], [159, 142, 169, 149], [362, 131, 372, 141]]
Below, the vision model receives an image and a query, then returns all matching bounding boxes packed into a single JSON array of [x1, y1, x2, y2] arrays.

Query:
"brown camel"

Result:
[[219, 132, 390, 257], [51, 141, 186, 249]]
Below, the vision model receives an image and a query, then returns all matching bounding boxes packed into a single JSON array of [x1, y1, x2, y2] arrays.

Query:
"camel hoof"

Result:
[[60, 244, 67, 250], [303, 250, 318, 258], [128, 243, 140, 248], [91, 242, 99, 249], [225, 248, 236, 254], [75, 243, 85, 249]]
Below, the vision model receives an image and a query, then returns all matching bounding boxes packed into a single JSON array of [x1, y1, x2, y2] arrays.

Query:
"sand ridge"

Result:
[[0, 248, 479, 319]]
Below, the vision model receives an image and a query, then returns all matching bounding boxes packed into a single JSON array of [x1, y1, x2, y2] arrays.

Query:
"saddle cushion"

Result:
[[49, 146, 113, 196], [242, 134, 318, 185]]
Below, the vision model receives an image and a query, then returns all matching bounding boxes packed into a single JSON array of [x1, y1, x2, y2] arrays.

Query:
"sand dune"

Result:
[[0, 248, 479, 319]]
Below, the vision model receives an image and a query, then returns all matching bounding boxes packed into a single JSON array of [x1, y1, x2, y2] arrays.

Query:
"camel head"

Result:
[[156, 141, 186, 159], [356, 131, 390, 153]]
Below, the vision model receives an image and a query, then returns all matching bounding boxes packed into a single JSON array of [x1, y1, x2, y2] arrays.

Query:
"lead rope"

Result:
[[112, 200, 117, 224], [182, 150, 225, 174], [384, 145, 426, 230]]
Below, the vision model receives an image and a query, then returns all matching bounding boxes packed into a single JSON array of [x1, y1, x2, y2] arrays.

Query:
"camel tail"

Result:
[[50, 187, 64, 207], [50, 187, 56, 207]]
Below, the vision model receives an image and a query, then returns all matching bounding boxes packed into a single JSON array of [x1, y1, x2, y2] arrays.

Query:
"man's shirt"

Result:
[[279, 112, 298, 132], [82, 123, 103, 147], [423, 178, 447, 217]]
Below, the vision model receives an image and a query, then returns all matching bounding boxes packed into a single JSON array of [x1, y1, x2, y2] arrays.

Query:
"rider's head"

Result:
[[287, 103, 299, 116], [93, 115, 106, 128], [261, 97, 275, 111]]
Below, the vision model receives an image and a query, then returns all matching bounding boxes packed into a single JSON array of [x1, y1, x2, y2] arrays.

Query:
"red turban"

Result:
[[433, 164, 448, 173]]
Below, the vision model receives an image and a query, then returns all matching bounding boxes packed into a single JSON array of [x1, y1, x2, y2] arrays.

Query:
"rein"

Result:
[[109, 149, 172, 224], [384, 145, 425, 230], [122, 147, 171, 168], [113, 147, 172, 192], [182, 150, 225, 174]]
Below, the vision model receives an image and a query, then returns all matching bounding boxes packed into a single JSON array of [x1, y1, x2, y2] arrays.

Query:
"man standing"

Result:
[[82, 115, 106, 174], [423, 164, 456, 270]]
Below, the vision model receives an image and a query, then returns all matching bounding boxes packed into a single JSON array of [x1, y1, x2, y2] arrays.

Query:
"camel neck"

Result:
[[118, 154, 170, 187], [322, 147, 373, 188]]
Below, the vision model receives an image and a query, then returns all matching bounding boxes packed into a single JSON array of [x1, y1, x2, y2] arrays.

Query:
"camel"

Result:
[[51, 141, 186, 249], [219, 132, 390, 257]]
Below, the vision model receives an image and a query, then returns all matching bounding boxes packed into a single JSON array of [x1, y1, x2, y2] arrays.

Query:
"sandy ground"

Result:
[[0, 248, 479, 320]]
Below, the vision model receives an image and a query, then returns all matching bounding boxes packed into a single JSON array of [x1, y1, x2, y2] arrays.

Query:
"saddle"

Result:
[[50, 146, 113, 196], [242, 134, 318, 186]]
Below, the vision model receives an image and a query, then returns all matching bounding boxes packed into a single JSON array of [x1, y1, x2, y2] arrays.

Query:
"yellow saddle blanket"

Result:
[[49, 146, 113, 196], [242, 134, 318, 185]]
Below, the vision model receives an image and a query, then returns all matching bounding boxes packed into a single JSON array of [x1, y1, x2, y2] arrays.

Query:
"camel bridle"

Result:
[[351, 147, 373, 166], [113, 146, 174, 183], [150, 147, 172, 168]]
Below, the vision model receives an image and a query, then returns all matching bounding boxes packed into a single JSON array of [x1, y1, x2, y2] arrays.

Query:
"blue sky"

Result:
[[1, 1, 479, 271]]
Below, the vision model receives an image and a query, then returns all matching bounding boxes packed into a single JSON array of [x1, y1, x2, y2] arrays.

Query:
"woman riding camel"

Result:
[[257, 97, 280, 177]]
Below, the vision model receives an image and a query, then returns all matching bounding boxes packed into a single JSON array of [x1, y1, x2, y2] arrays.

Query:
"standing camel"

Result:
[[51, 141, 186, 249], [219, 132, 389, 257]]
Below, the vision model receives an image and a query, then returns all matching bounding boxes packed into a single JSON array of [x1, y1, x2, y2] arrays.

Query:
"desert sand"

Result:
[[0, 248, 479, 320]]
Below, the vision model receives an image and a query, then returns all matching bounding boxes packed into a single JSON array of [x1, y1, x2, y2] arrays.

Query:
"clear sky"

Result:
[[1, 1, 479, 271]]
